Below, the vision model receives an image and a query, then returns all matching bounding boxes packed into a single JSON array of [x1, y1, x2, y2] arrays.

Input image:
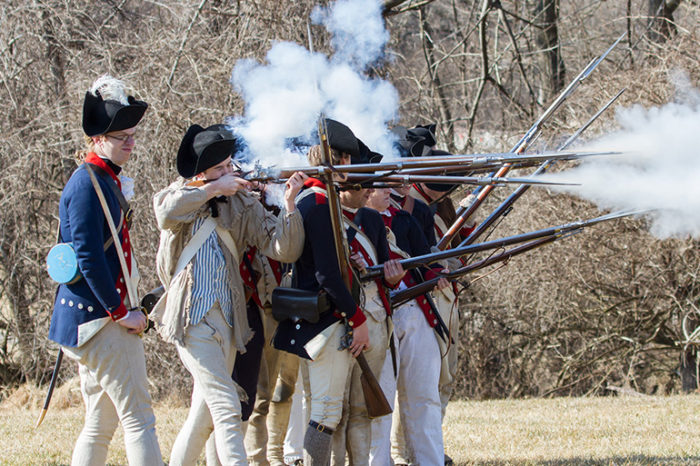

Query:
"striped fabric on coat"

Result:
[[189, 216, 234, 326]]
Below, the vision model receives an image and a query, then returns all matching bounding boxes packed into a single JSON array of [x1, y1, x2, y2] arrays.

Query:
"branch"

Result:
[[384, 0, 437, 16], [167, 0, 208, 91], [419, 7, 454, 149]]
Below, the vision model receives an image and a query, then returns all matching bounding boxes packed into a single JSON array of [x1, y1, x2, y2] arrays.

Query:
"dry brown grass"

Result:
[[3, 387, 700, 465]]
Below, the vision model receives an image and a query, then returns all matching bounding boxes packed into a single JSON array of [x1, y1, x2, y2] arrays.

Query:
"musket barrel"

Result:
[[390, 235, 558, 307], [459, 89, 626, 248], [364, 210, 639, 280], [436, 36, 625, 250], [246, 151, 616, 183]]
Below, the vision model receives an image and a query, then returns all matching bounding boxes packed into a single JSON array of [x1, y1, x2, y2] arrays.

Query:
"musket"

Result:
[[459, 88, 626, 249], [316, 118, 392, 419], [340, 173, 579, 188], [35, 349, 63, 428], [362, 209, 642, 281], [436, 33, 627, 250], [244, 150, 617, 183], [304, 22, 390, 417], [390, 235, 560, 308]]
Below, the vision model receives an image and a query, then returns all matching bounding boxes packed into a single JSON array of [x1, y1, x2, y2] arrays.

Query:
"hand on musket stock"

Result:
[[354, 255, 407, 286], [383, 259, 406, 287]]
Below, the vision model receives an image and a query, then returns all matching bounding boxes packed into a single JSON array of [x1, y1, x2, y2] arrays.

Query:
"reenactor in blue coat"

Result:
[[367, 187, 451, 465], [273, 120, 404, 466], [48, 75, 162, 465], [393, 123, 472, 466]]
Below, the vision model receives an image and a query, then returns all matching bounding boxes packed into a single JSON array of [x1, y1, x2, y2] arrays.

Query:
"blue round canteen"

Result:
[[46, 243, 81, 284]]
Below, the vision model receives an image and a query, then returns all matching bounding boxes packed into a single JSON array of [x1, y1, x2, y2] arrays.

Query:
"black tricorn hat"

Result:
[[324, 118, 361, 160], [82, 91, 148, 137], [356, 138, 384, 165], [177, 124, 238, 178], [391, 123, 437, 157]]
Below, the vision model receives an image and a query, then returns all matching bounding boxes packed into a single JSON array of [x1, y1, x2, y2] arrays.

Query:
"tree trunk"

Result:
[[647, 0, 681, 43], [680, 349, 698, 392], [419, 7, 455, 151], [533, 0, 565, 103]]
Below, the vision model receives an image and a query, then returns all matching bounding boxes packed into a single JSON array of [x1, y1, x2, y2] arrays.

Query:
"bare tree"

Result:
[[0, 0, 698, 403]]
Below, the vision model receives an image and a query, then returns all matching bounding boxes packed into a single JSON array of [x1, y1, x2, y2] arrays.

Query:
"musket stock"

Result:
[[316, 118, 392, 419]]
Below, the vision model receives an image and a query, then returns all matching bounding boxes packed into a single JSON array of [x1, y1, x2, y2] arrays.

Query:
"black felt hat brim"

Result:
[[82, 92, 148, 136], [325, 119, 360, 159], [354, 138, 384, 165], [425, 149, 457, 193], [391, 124, 437, 157], [177, 124, 238, 178], [425, 149, 457, 192]]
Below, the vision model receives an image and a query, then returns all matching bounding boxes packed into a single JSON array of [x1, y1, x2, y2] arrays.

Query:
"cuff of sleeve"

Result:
[[460, 225, 476, 238], [347, 306, 366, 328], [109, 303, 128, 321], [285, 208, 301, 219], [382, 278, 400, 290]]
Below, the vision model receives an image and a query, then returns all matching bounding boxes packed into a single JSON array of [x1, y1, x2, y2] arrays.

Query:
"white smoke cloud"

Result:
[[546, 71, 700, 238], [311, 0, 389, 69], [228, 0, 399, 173]]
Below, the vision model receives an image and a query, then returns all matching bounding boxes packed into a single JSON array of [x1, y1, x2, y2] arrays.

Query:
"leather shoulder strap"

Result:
[[215, 227, 240, 266], [172, 217, 217, 279], [87, 163, 132, 227]]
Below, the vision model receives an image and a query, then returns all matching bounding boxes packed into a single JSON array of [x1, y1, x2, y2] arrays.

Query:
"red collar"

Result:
[[413, 183, 433, 203], [304, 177, 327, 190], [85, 152, 121, 188]]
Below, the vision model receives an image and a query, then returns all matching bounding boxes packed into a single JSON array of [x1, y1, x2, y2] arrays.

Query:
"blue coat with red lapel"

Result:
[[49, 155, 130, 348], [273, 179, 390, 359]]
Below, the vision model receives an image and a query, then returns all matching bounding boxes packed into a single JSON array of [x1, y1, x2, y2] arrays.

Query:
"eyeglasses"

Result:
[[106, 132, 136, 143]]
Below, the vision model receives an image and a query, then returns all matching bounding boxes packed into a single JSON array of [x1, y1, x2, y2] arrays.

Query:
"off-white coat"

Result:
[[151, 178, 304, 352]]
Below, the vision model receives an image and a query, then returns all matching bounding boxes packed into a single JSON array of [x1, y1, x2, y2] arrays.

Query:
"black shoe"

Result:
[[444, 453, 454, 466]]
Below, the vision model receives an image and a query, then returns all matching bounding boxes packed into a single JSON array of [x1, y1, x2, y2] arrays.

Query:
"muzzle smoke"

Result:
[[546, 72, 700, 239], [229, 0, 398, 170]]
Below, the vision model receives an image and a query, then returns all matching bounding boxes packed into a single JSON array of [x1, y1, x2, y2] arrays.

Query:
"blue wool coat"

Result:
[[48, 163, 127, 347], [273, 183, 390, 359]]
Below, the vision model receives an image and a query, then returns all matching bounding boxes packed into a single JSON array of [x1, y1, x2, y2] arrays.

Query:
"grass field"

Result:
[[3, 392, 700, 465]]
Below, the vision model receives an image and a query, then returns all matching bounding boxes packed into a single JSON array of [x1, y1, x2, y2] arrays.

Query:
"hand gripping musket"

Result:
[[362, 209, 643, 281], [316, 118, 392, 419], [459, 88, 626, 250], [435, 33, 626, 250]]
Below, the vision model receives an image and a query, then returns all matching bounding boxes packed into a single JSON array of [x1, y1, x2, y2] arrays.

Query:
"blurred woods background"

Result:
[[0, 0, 698, 403]]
